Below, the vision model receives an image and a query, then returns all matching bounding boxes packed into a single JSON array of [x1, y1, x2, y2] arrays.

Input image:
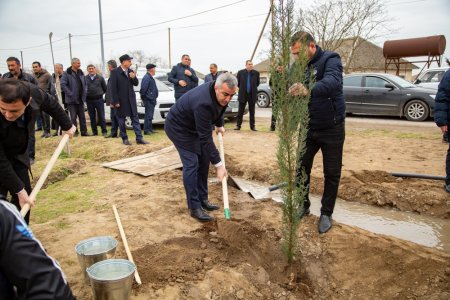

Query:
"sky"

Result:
[[0, 0, 448, 76]]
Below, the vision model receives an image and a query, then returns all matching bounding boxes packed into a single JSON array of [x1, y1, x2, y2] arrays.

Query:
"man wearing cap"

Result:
[[140, 64, 159, 135], [109, 54, 148, 145]]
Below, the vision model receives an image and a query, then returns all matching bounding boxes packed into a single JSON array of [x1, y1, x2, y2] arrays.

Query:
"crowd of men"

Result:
[[0, 28, 449, 298]]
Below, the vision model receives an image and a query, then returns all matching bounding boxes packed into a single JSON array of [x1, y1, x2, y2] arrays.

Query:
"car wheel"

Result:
[[404, 100, 429, 122], [125, 117, 133, 129], [257, 92, 270, 108]]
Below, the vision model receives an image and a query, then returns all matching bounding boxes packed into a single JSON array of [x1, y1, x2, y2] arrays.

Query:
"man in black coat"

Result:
[[104, 59, 119, 138], [289, 31, 346, 234], [0, 80, 75, 224], [85, 64, 107, 136], [165, 73, 236, 222], [109, 54, 148, 145], [0, 198, 76, 299], [235, 60, 260, 131]]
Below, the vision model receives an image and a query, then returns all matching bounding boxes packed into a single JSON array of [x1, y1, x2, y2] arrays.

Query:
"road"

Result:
[[255, 107, 436, 128]]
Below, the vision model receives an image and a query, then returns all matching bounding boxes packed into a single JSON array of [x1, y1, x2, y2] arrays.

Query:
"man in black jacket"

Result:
[[0, 80, 75, 224], [2, 57, 39, 164], [104, 59, 119, 138], [290, 31, 346, 234], [0, 198, 75, 299], [235, 60, 260, 131], [86, 64, 107, 136], [61, 57, 89, 136], [168, 54, 199, 100], [165, 73, 235, 222]]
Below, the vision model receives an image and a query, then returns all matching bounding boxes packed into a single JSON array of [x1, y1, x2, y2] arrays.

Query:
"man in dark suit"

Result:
[[109, 54, 148, 146], [140, 63, 159, 135], [235, 60, 260, 131], [165, 73, 236, 222]]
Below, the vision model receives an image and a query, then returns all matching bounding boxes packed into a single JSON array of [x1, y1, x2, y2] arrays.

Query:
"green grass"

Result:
[[32, 177, 97, 224], [347, 128, 438, 140]]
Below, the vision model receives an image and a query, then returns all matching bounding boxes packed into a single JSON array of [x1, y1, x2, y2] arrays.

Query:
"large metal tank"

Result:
[[383, 35, 446, 58]]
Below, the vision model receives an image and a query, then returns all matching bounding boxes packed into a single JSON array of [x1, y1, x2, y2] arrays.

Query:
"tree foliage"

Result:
[[271, 0, 313, 264], [296, 0, 392, 73]]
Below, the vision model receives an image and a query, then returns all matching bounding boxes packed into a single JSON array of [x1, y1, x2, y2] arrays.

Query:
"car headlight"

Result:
[[429, 95, 436, 99]]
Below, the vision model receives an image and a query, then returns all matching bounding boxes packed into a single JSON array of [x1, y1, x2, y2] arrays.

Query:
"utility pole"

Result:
[[68, 33, 73, 61], [168, 27, 172, 68], [98, 0, 106, 74], [20, 51, 24, 67], [251, 7, 272, 61]]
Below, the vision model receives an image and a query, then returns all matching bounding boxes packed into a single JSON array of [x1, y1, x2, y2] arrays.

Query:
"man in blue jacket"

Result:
[[168, 54, 198, 100], [140, 63, 159, 135], [0, 198, 75, 299], [434, 68, 450, 194], [290, 31, 346, 234], [165, 73, 235, 222]]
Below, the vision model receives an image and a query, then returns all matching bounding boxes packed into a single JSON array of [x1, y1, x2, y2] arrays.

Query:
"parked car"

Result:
[[256, 83, 273, 108], [104, 76, 175, 128], [343, 73, 437, 121], [413, 67, 449, 90]]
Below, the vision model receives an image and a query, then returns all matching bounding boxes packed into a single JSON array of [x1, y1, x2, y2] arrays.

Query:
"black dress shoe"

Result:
[[123, 139, 131, 146], [250, 127, 258, 131], [41, 132, 51, 138], [105, 134, 117, 138], [318, 215, 332, 234], [201, 200, 220, 211], [234, 126, 241, 130], [136, 139, 149, 145], [190, 208, 214, 222], [81, 133, 92, 137]]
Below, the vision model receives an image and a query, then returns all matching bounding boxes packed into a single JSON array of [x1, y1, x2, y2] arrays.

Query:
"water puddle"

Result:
[[228, 177, 450, 252]]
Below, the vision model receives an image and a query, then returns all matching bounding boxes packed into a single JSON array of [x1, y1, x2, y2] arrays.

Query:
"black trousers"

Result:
[[67, 103, 88, 135], [39, 110, 51, 133], [297, 122, 345, 216], [236, 92, 256, 129], [86, 98, 107, 135], [0, 160, 31, 224]]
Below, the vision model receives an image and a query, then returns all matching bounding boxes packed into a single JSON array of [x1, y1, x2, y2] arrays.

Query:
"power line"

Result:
[[72, 0, 247, 37], [0, 36, 68, 51]]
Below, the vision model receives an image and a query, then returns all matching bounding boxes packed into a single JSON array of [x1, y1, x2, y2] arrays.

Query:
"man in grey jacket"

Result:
[[61, 58, 90, 136]]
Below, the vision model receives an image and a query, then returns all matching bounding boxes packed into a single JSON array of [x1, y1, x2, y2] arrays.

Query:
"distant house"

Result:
[[252, 37, 419, 82], [253, 60, 270, 84]]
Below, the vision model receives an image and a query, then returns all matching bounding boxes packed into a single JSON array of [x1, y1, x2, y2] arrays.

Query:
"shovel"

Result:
[[231, 177, 287, 200], [217, 132, 231, 220], [21, 134, 70, 217]]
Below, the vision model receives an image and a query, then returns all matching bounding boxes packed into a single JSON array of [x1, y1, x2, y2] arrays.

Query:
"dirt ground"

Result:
[[29, 116, 449, 299]]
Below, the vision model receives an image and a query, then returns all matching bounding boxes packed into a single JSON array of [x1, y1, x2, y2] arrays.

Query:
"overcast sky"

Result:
[[0, 0, 448, 76]]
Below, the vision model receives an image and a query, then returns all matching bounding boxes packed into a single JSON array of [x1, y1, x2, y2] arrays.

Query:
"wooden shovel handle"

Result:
[[112, 205, 142, 285], [21, 134, 69, 217], [217, 133, 230, 219]]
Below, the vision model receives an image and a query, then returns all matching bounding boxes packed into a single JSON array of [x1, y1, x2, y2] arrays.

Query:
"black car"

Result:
[[343, 73, 437, 121]]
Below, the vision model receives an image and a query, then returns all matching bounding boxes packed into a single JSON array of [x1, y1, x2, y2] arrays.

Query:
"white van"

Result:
[[414, 67, 449, 90]]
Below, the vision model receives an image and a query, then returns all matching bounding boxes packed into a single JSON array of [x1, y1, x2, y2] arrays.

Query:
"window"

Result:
[[365, 76, 390, 88], [343, 76, 362, 87]]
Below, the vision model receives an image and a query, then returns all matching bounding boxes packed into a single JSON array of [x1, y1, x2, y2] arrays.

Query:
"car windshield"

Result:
[[383, 74, 416, 88]]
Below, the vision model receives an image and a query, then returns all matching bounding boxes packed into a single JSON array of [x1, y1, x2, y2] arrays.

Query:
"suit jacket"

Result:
[[60, 67, 87, 105], [237, 69, 260, 103], [164, 82, 225, 165], [109, 66, 139, 118]]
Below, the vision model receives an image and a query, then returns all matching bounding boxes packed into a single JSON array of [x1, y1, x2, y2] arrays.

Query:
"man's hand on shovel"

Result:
[[17, 189, 35, 209], [216, 164, 228, 181], [62, 125, 77, 138]]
